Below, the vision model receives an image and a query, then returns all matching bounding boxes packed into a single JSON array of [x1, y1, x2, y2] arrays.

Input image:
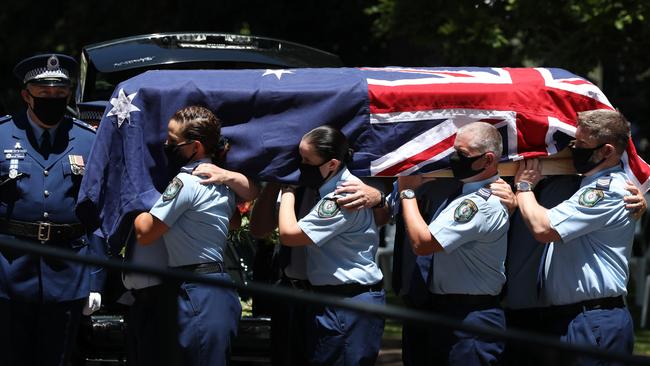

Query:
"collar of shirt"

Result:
[[579, 165, 623, 188], [318, 166, 350, 198], [461, 174, 499, 195], [180, 158, 212, 174], [26, 109, 58, 144]]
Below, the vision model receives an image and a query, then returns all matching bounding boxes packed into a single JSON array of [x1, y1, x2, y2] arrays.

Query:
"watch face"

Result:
[[517, 182, 531, 191], [401, 189, 415, 199]]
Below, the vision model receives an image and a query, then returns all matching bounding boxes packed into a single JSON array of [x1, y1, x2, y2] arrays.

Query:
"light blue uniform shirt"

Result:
[[545, 166, 634, 305], [150, 158, 235, 267], [298, 167, 383, 286], [427, 175, 509, 295]]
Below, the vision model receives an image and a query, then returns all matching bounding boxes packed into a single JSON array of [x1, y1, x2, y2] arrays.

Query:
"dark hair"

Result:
[[302, 125, 353, 164], [171, 105, 229, 162]]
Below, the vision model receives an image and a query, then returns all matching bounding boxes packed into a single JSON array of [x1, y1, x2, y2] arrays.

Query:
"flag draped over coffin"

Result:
[[76, 67, 650, 245]]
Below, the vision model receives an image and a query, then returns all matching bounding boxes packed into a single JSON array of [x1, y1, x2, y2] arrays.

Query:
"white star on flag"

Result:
[[262, 69, 294, 80], [107, 88, 140, 128]]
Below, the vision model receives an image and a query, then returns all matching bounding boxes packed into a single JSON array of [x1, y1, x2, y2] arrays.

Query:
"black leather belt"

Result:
[[0, 218, 85, 242], [431, 294, 501, 307], [548, 296, 625, 317], [177, 262, 225, 274], [311, 281, 383, 297]]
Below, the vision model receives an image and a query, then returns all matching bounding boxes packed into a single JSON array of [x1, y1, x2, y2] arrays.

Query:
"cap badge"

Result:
[[47, 55, 59, 70]]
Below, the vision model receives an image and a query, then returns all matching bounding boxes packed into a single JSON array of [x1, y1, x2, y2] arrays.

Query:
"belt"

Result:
[[548, 296, 625, 317], [0, 218, 85, 242], [176, 262, 226, 274], [430, 294, 501, 308], [311, 281, 383, 297]]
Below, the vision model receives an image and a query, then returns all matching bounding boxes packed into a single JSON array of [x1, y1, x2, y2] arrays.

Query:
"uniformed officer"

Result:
[[0, 53, 104, 366], [515, 109, 637, 364], [398, 121, 509, 365], [242, 179, 381, 366], [134, 105, 242, 366], [278, 125, 385, 366]]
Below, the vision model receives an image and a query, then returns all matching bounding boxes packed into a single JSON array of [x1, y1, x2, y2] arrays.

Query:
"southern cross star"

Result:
[[107, 88, 140, 128], [262, 69, 294, 80]]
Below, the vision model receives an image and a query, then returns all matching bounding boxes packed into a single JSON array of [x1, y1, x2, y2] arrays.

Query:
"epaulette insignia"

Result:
[[454, 199, 478, 222], [317, 197, 340, 218], [0, 115, 12, 124], [596, 176, 612, 191], [579, 188, 604, 207], [162, 177, 184, 202], [477, 187, 492, 201]]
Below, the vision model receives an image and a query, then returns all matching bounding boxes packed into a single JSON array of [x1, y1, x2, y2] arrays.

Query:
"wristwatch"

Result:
[[515, 181, 533, 192], [399, 189, 416, 200]]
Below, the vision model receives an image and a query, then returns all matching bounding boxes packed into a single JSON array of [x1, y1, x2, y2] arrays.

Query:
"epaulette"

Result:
[[595, 176, 612, 191], [476, 187, 492, 201], [72, 118, 96, 133], [0, 115, 12, 124]]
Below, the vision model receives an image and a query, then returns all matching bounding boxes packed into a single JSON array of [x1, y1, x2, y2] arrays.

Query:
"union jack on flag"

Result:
[[360, 67, 648, 191], [78, 67, 650, 242]]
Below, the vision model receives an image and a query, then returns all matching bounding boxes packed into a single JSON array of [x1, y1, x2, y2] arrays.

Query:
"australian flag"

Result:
[[77, 67, 650, 244]]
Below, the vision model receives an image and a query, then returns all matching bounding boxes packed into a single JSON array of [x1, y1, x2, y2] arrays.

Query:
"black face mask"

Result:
[[571, 143, 605, 174], [299, 162, 333, 189], [29, 94, 68, 126], [449, 151, 486, 180], [164, 141, 196, 176]]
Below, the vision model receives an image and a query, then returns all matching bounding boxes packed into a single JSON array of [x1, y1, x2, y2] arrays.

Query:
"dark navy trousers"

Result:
[[176, 273, 241, 366], [430, 303, 506, 366], [307, 289, 385, 366], [0, 297, 84, 366], [550, 307, 634, 366]]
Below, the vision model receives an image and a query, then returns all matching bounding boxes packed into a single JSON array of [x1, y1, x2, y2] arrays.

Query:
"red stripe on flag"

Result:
[[376, 134, 456, 176]]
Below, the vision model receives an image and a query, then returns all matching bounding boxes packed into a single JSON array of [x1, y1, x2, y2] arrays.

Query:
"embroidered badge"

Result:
[[69, 155, 85, 175], [163, 177, 184, 202], [5, 142, 25, 179], [317, 198, 340, 218], [579, 188, 604, 207], [454, 199, 478, 222]]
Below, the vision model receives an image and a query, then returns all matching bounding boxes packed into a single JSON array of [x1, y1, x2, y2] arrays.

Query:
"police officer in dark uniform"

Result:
[[0, 54, 103, 366]]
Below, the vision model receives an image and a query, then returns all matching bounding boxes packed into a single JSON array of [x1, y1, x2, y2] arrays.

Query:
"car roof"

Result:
[[83, 32, 343, 73]]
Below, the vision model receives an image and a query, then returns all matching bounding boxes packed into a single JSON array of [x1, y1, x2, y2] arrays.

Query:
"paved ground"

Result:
[[376, 339, 402, 366]]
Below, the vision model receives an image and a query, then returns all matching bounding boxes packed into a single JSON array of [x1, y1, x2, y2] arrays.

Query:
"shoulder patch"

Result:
[[476, 187, 492, 201], [317, 197, 340, 218], [596, 176, 612, 191], [454, 199, 478, 222], [72, 118, 97, 133], [579, 188, 604, 207], [0, 115, 11, 124], [162, 177, 184, 202]]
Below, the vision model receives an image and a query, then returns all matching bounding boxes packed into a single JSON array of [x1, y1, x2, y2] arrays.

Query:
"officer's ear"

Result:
[[600, 143, 616, 160], [484, 151, 496, 167], [20, 88, 32, 106]]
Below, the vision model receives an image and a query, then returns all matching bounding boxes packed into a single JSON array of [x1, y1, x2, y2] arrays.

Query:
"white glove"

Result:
[[82, 292, 102, 316]]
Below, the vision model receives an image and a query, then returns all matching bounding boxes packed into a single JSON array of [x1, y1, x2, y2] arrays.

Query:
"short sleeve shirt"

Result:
[[427, 176, 509, 295], [149, 159, 235, 267], [544, 167, 634, 305], [298, 168, 383, 286]]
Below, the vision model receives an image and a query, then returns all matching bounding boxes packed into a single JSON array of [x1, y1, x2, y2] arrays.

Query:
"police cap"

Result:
[[13, 53, 78, 87]]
